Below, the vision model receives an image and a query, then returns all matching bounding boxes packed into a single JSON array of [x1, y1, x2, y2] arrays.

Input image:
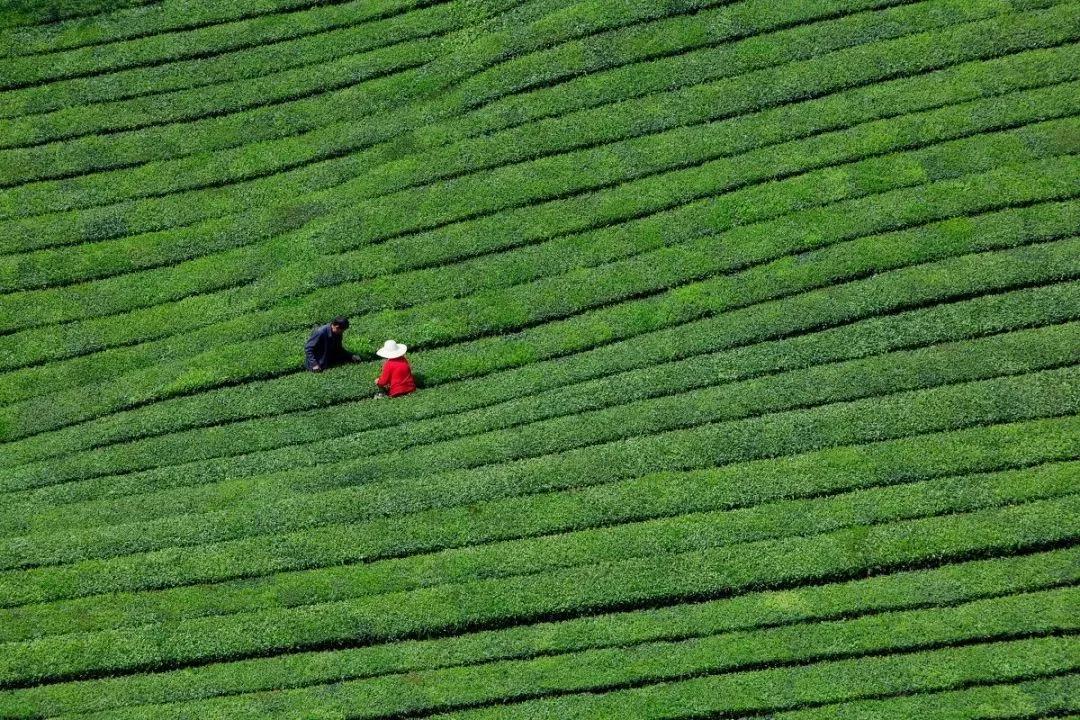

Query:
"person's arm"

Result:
[[376, 362, 391, 389], [337, 340, 360, 363], [305, 328, 324, 370]]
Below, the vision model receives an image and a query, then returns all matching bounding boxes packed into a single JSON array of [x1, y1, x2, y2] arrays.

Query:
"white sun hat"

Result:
[[376, 339, 408, 359]]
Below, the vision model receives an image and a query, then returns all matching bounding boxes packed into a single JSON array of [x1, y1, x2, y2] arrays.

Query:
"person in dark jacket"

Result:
[[304, 316, 360, 372]]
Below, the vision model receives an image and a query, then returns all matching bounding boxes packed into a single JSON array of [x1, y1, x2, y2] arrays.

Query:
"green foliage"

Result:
[[0, 0, 158, 32], [3, 458, 1076, 641], [1, 548, 1073, 716], [0, 495, 1075, 689], [0, 0, 1076, 714], [2, 367, 1076, 606], [428, 637, 1079, 719], [3, 276, 1073, 510], [2, 127, 1077, 438], [0, 0, 427, 62]]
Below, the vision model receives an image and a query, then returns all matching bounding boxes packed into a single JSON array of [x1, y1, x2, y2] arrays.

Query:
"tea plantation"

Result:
[[0, 0, 1077, 716]]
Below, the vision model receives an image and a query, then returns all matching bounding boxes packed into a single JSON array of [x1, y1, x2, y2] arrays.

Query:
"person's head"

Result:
[[330, 316, 350, 335]]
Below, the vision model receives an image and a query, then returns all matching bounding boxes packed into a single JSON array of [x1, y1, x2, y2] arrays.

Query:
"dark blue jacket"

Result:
[[304, 324, 351, 369]]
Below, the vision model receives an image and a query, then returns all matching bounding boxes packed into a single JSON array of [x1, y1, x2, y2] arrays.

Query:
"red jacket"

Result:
[[377, 357, 416, 397]]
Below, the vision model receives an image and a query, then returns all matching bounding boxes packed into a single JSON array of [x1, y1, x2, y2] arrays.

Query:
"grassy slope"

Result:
[[0, 0, 1077, 716]]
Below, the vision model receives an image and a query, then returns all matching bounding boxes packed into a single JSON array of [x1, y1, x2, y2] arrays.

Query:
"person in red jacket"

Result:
[[375, 339, 416, 398]]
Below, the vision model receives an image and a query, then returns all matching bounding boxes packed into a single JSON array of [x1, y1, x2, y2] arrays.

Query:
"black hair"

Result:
[[331, 316, 350, 329]]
